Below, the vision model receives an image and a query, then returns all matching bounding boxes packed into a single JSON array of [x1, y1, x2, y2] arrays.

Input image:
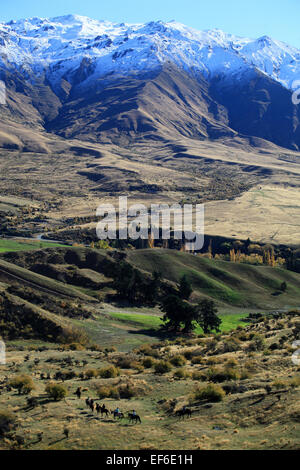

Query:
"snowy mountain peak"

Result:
[[0, 15, 300, 90]]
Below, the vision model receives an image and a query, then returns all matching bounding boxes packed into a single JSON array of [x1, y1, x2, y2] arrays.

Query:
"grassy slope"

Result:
[[0, 258, 94, 301], [0, 239, 68, 253], [127, 249, 300, 308]]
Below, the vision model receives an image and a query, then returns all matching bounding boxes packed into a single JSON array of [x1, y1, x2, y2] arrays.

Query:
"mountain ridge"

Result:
[[1, 15, 300, 90]]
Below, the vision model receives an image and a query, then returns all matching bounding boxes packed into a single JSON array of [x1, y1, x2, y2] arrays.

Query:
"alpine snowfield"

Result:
[[1, 14, 300, 89]]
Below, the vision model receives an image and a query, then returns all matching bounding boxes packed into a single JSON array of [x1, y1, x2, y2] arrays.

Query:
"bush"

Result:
[[118, 379, 152, 398], [192, 384, 225, 402], [45, 383, 68, 401], [207, 366, 240, 383], [95, 385, 119, 399], [191, 371, 206, 381], [118, 383, 136, 398], [55, 370, 77, 381], [154, 361, 172, 374], [98, 366, 120, 379], [137, 344, 160, 358], [183, 349, 194, 360], [0, 408, 17, 436], [170, 355, 187, 367], [142, 357, 156, 368], [116, 356, 141, 370], [9, 375, 35, 395], [67, 343, 85, 351], [58, 326, 89, 346], [173, 368, 190, 380], [84, 369, 99, 379], [248, 334, 266, 352], [191, 356, 203, 365]]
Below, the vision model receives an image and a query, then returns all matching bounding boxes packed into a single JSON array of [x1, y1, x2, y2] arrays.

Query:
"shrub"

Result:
[[84, 369, 99, 379], [45, 383, 68, 401], [289, 376, 300, 388], [248, 334, 266, 352], [116, 356, 141, 370], [0, 408, 17, 436], [192, 384, 225, 403], [67, 343, 85, 351], [118, 379, 152, 398], [95, 385, 119, 399], [98, 366, 120, 379], [191, 371, 206, 381], [154, 361, 172, 374], [170, 355, 186, 367], [226, 358, 239, 367], [58, 326, 89, 346], [137, 344, 160, 358], [191, 356, 203, 365], [207, 366, 240, 383], [183, 349, 194, 360], [142, 357, 156, 368], [173, 368, 190, 380], [118, 383, 136, 398], [55, 370, 77, 381], [271, 380, 287, 390], [9, 375, 35, 395]]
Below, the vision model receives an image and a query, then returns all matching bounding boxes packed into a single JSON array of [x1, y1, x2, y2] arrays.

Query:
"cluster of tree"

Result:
[[114, 262, 163, 304], [160, 275, 222, 334]]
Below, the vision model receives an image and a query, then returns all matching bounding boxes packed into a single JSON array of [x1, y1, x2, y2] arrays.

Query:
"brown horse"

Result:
[[128, 412, 142, 424], [175, 408, 192, 419]]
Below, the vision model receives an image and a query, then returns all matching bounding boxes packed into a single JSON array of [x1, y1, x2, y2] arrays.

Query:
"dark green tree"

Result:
[[160, 295, 199, 333], [178, 274, 192, 300], [196, 299, 221, 334], [280, 281, 287, 292]]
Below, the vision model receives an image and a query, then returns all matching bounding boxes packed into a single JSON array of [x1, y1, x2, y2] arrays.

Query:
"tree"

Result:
[[9, 375, 35, 395], [160, 295, 199, 333], [178, 275, 192, 300], [196, 299, 221, 334], [45, 383, 68, 401], [280, 281, 287, 292]]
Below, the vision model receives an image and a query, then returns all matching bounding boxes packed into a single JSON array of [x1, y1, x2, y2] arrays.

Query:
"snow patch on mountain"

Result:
[[0, 15, 300, 89]]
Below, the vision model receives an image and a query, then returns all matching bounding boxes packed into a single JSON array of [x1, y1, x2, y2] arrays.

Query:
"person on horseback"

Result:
[[132, 409, 136, 416], [115, 407, 120, 414]]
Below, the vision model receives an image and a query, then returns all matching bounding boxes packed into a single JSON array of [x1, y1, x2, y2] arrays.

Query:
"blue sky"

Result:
[[1, 0, 299, 48]]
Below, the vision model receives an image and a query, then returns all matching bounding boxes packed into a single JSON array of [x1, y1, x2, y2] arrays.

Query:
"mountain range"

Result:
[[1, 14, 300, 150], [0, 16, 299, 246]]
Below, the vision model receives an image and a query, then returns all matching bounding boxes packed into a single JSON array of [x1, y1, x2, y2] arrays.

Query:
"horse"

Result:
[[175, 408, 192, 419], [100, 404, 110, 418], [128, 412, 142, 424], [112, 410, 124, 420]]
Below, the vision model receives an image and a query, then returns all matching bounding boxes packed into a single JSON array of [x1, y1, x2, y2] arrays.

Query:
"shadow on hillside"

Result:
[[126, 327, 179, 340]]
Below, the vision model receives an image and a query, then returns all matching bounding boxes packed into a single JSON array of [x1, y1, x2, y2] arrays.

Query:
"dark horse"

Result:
[[112, 410, 124, 420], [175, 408, 192, 419], [128, 412, 142, 424], [97, 404, 109, 418]]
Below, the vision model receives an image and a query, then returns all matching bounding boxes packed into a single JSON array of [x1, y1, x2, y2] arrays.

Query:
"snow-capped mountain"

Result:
[[1, 15, 300, 152], [0, 14, 300, 90]]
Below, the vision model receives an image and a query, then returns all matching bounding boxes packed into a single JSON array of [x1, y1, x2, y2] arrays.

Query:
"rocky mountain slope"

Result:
[[1, 15, 300, 150]]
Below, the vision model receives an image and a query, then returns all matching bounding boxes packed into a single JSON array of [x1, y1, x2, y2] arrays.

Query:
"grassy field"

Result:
[[108, 311, 249, 334], [0, 239, 68, 253]]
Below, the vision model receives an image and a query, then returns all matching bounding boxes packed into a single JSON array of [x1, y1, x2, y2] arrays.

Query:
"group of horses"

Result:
[[84, 397, 142, 424], [77, 388, 191, 423], [175, 407, 192, 419]]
